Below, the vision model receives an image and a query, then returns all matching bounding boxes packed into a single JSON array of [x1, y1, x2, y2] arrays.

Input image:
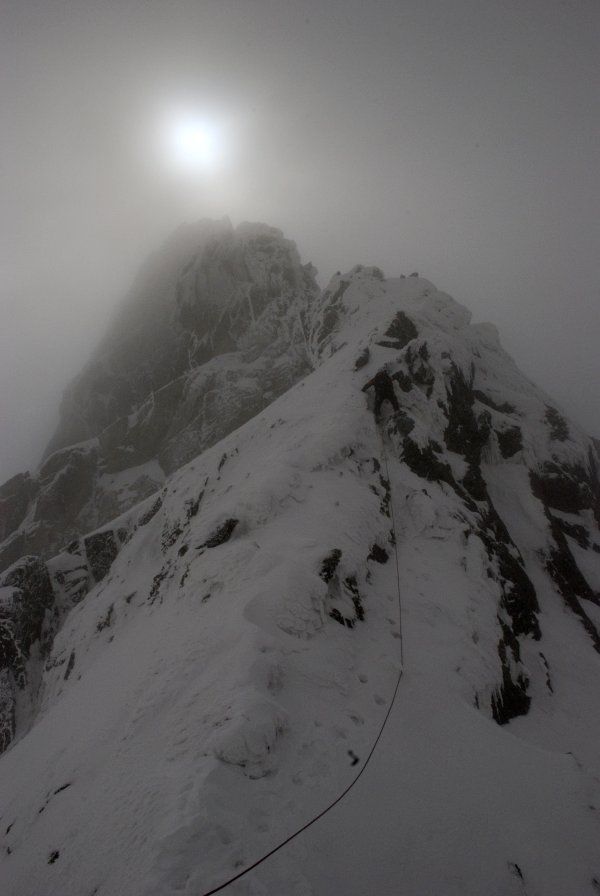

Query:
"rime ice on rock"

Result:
[[0, 222, 319, 567]]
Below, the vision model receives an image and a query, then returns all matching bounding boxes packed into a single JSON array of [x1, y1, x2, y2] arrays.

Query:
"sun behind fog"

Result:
[[164, 111, 222, 172]]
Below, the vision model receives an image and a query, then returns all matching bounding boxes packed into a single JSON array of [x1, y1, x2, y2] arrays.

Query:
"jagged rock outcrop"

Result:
[[0, 220, 318, 566], [316, 265, 600, 719], [45, 219, 316, 460], [0, 556, 56, 750]]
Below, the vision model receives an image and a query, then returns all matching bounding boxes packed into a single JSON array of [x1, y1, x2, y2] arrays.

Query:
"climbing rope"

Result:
[[199, 420, 405, 896]]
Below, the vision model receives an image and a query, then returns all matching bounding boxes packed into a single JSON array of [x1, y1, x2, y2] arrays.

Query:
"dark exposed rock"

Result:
[[35, 445, 98, 529], [0, 665, 16, 752], [530, 461, 600, 525], [63, 650, 76, 680], [473, 390, 516, 415], [462, 464, 487, 502], [379, 474, 392, 518], [444, 366, 490, 463], [101, 380, 185, 475], [405, 344, 435, 397], [319, 549, 342, 583], [354, 347, 370, 370], [319, 552, 364, 628], [0, 442, 162, 567], [492, 670, 530, 725], [476, 507, 540, 639], [96, 604, 114, 633], [185, 489, 204, 520], [84, 531, 118, 583], [443, 365, 497, 499], [1, 557, 55, 657], [545, 406, 570, 442], [345, 576, 365, 621], [497, 426, 523, 459], [162, 521, 183, 551], [544, 514, 600, 651], [0, 556, 56, 753], [491, 621, 531, 724], [539, 651, 553, 693], [398, 361, 541, 715], [368, 544, 389, 564], [138, 495, 163, 527], [554, 518, 590, 550], [328, 608, 348, 627], [201, 518, 239, 549], [588, 446, 600, 527], [149, 562, 172, 603], [377, 311, 418, 351], [402, 439, 458, 491]]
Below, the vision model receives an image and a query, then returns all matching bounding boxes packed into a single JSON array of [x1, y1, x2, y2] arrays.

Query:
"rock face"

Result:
[[0, 556, 55, 751], [0, 220, 318, 567], [317, 268, 600, 700], [0, 226, 599, 896], [45, 219, 316, 464]]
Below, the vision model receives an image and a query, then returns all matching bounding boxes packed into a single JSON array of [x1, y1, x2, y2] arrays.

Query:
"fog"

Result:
[[2, 0, 599, 484]]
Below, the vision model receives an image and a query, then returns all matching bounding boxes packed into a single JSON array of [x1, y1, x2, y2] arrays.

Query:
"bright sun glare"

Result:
[[165, 112, 222, 172]]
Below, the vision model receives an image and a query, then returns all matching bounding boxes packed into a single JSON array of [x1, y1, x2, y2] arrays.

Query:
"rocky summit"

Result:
[[0, 220, 318, 570], [0, 223, 599, 896]]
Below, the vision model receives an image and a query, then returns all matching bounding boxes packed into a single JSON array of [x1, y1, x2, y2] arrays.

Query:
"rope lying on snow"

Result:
[[200, 423, 404, 896]]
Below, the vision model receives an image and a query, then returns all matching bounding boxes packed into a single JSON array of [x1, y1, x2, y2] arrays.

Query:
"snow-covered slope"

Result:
[[1, 260, 599, 895]]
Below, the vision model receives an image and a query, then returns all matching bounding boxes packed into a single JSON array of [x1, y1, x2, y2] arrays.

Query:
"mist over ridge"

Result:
[[2, 0, 599, 483]]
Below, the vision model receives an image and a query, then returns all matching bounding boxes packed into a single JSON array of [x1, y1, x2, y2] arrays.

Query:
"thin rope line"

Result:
[[199, 421, 404, 896]]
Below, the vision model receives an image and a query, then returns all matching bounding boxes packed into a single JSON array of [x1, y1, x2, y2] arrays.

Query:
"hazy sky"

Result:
[[1, 0, 599, 483]]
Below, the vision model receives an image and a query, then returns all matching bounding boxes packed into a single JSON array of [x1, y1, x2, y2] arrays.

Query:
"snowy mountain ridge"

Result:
[[0, 220, 317, 570], [0, 226, 599, 895]]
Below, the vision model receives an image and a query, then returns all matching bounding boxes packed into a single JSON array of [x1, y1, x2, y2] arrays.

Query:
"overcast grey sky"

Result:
[[1, 0, 599, 483]]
